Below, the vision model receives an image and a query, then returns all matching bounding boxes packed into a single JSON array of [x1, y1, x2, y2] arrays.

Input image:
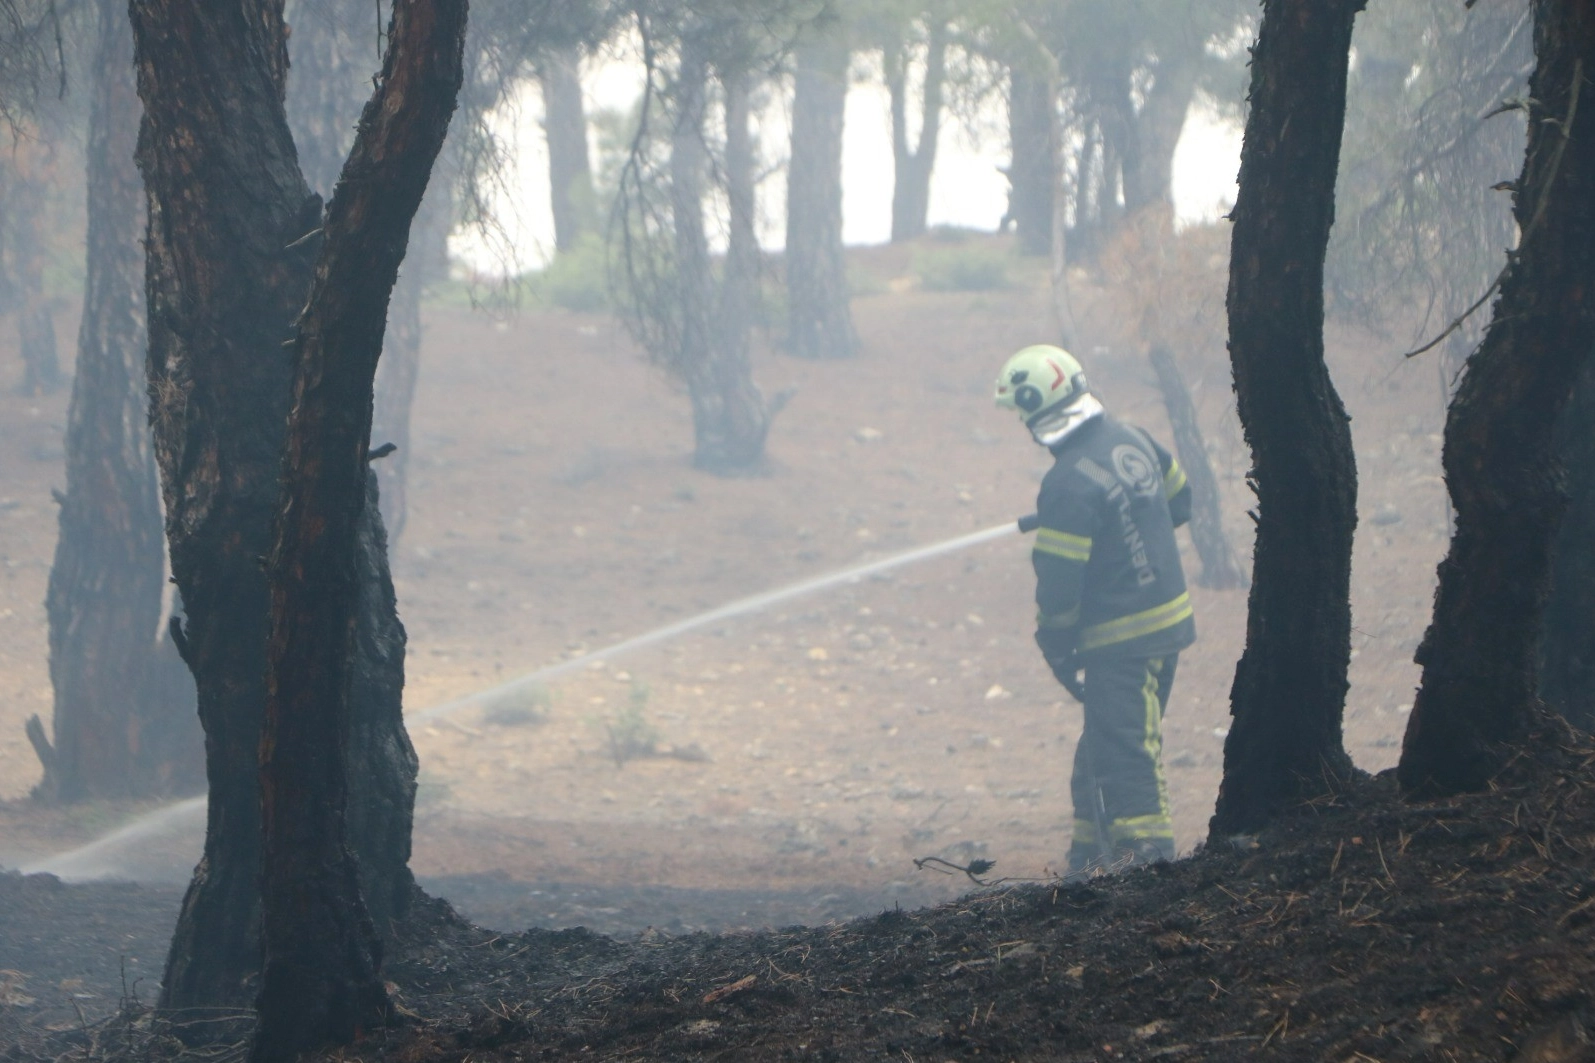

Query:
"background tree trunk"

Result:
[[1210, 0, 1364, 838], [1150, 345, 1248, 592], [284, 0, 366, 198], [672, 36, 768, 474], [10, 154, 59, 395], [1089, 44, 1139, 229], [786, 32, 855, 360], [538, 45, 593, 254], [1401, 0, 1595, 796], [372, 188, 447, 541], [886, 21, 946, 243], [1541, 358, 1595, 730], [131, 0, 419, 1023], [1069, 124, 1102, 262], [253, 3, 465, 1054], [718, 67, 758, 371], [39, 0, 199, 804], [1008, 64, 1055, 257], [1126, 50, 1198, 216]]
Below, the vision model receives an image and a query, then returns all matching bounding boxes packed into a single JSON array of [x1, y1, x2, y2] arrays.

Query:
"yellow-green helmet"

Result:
[[994, 344, 1102, 445]]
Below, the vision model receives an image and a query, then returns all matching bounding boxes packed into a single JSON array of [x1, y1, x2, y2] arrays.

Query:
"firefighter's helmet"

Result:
[[994, 344, 1103, 446]]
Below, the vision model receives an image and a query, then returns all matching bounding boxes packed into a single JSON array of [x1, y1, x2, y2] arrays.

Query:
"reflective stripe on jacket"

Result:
[[1032, 413, 1195, 659]]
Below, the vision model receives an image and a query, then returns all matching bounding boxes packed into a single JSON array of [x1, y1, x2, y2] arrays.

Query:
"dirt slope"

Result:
[[364, 735, 1595, 1063], [7, 730, 1592, 1062]]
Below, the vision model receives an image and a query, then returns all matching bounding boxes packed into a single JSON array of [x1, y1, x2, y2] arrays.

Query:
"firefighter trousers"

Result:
[[1068, 654, 1177, 865]]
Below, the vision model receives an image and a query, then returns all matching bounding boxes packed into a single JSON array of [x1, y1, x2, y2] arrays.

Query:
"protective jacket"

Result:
[[1032, 413, 1195, 659]]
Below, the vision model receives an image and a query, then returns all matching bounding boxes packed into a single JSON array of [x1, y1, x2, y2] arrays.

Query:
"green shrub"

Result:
[[604, 682, 659, 766], [913, 245, 1012, 292], [847, 263, 888, 298], [927, 223, 982, 243], [528, 233, 611, 313]]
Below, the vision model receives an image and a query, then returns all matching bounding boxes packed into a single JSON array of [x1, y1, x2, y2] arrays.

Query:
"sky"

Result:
[[450, 53, 1244, 277]]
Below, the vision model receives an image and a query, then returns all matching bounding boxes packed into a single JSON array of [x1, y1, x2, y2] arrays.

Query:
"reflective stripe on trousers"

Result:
[[1069, 654, 1177, 857]]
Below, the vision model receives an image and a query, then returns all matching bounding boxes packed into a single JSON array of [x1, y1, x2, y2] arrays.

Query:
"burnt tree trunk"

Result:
[[286, 0, 445, 543], [672, 36, 768, 474], [1008, 64, 1055, 257], [135, 0, 316, 1015], [39, 0, 199, 804], [1210, 0, 1363, 838], [346, 465, 419, 933], [1542, 358, 1595, 730], [538, 45, 593, 254], [1150, 345, 1248, 591], [786, 31, 855, 360], [252, 2, 464, 1055], [886, 21, 946, 243], [1400, 0, 1595, 796], [132, 0, 421, 1021]]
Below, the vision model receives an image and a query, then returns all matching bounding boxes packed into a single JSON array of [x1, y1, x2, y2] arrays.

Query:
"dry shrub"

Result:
[[1096, 208, 1230, 367]]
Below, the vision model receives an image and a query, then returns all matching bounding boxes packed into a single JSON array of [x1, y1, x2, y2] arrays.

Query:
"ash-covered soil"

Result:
[[417, 873, 948, 939], [9, 732, 1595, 1062]]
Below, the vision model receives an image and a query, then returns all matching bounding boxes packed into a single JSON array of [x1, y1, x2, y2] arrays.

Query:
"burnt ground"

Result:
[[8, 732, 1595, 1062]]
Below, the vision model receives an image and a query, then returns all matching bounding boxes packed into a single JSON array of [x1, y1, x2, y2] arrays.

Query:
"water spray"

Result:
[[21, 516, 1038, 880], [415, 515, 1036, 724]]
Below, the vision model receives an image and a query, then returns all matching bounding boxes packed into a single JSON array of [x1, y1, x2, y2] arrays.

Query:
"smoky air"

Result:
[[2, 1, 1585, 1060]]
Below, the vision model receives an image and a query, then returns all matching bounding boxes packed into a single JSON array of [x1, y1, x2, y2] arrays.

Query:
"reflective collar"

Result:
[[1029, 394, 1104, 447]]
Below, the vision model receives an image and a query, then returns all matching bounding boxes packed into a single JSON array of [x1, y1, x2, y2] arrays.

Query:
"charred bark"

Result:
[[346, 467, 419, 933], [1008, 64, 1055, 258], [131, 0, 423, 1022], [671, 37, 768, 474], [886, 21, 946, 244], [41, 0, 199, 804], [785, 31, 855, 360], [1401, 0, 1595, 796], [133, 0, 314, 1016], [253, 3, 464, 1054], [287, 0, 446, 543], [538, 45, 593, 254], [1150, 345, 1247, 592], [1542, 358, 1595, 730], [1210, 0, 1363, 838]]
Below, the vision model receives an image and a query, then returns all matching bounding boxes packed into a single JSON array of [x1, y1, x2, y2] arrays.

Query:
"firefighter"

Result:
[[994, 344, 1195, 872]]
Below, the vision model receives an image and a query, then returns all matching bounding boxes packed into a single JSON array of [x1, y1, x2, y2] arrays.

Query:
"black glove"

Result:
[[1035, 628, 1084, 701]]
